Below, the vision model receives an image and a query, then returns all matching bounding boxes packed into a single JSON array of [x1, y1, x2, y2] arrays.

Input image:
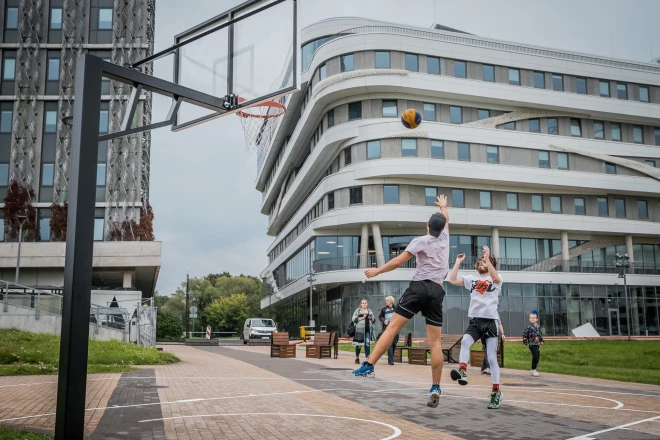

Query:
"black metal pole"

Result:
[[55, 54, 102, 440], [185, 271, 190, 338]]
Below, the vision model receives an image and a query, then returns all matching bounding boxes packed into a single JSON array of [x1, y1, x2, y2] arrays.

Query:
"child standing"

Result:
[[522, 310, 544, 377]]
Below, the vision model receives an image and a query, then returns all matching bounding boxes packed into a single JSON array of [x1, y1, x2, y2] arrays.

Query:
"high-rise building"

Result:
[[258, 18, 660, 338], [0, 0, 159, 297]]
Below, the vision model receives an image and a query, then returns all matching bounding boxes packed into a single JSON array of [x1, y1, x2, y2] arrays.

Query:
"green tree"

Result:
[[161, 289, 186, 321], [156, 309, 185, 341], [204, 293, 255, 333]]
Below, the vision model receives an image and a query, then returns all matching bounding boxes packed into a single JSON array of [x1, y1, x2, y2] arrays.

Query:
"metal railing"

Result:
[[0, 281, 63, 319]]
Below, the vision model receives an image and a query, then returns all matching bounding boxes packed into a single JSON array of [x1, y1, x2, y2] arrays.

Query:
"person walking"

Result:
[[379, 296, 398, 365], [352, 299, 375, 364], [523, 310, 544, 377]]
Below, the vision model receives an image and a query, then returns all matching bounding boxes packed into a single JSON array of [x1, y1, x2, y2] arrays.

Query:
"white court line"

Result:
[[138, 412, 402, 440], [0, 412, 56, 422], [567, 414, 660, 440]]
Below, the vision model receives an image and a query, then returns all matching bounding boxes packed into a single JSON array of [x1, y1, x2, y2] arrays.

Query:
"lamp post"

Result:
[[14, 210, 29, 286], [615, 252, 631, 341], [307, 247, 316, 328], [185, 270, 190, 339]]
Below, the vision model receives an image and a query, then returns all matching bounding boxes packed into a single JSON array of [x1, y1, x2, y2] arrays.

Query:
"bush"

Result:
[[157, 309, 184, 341]]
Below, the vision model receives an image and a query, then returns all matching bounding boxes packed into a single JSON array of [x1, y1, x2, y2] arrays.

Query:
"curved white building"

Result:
[[257, 18, 660, 338]]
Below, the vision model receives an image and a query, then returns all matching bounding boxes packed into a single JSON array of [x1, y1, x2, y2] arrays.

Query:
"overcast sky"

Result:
[[151, 0, 660, 295]]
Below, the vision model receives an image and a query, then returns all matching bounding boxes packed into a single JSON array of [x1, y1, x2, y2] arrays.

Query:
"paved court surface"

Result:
[[0, 343, 659, 439]]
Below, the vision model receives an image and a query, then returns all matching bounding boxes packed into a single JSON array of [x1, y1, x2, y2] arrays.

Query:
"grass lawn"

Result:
[[0, 427, 52, 440], [0, 329, 179, 376], [338, 339, 660, 386]]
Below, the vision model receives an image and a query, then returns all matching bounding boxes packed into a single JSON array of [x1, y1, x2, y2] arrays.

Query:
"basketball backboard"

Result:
[[161, 0, 300, 130]]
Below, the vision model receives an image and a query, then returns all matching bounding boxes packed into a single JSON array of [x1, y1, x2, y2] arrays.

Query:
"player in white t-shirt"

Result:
[[447, 245, 506, 409]]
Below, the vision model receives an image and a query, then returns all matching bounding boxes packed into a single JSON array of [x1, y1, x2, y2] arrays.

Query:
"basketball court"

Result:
[[1, 344, 659, 439]]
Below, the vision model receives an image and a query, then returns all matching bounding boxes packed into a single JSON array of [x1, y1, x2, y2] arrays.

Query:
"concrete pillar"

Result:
[[123, 272, 132, 289], [561, 231, 569, 272], [372, 223, 385, 267], [360, 224, 369, 269], [625, 234, 634, 262], [491, 227, 500, 258]]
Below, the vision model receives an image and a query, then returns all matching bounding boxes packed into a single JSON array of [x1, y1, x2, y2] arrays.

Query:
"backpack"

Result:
[[347, 321, 356, 337]]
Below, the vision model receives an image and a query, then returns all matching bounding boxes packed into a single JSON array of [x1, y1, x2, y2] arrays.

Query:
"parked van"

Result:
[[243, 318, 277, 344]]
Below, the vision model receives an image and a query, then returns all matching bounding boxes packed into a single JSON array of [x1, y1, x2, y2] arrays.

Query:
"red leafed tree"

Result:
[[3, 182, 37, 241], [49, 203, 68, 241], [109, 204, 155, 241]]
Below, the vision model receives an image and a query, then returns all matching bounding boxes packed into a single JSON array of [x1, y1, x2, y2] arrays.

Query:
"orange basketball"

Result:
[[401, 108, 422, 129]]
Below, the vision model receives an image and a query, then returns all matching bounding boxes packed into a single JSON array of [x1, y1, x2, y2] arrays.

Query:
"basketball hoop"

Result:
[[236, 98, 286, 154]]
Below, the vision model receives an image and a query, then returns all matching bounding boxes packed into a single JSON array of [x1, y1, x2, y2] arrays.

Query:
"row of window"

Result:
[[315, 49, 654, 104], [0, 208, 105, 242], [3, 1, 113, 44]]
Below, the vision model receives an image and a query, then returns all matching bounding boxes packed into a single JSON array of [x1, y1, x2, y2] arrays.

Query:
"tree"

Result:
[[204, 294, 256, 333], [156, 309, 184, 341], [160, 289, 186, 321]]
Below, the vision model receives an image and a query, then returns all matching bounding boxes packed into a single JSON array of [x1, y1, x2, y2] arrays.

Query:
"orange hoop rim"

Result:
[[236, 100, 286, 119]]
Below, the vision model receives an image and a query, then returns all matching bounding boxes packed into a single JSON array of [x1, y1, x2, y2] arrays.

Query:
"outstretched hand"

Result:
[[455, 253, 466, 264], [482, 245, 491, 260], [435, 195, 447, 209], [364, 268, 380, 279]]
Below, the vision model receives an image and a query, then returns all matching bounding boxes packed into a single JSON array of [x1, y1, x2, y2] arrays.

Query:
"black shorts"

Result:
[[465, 318, 499, 341], [394, 280, 445, 327]]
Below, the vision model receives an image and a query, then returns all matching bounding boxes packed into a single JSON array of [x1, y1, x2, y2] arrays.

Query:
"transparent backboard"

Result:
[[173, 0, 299, 130]]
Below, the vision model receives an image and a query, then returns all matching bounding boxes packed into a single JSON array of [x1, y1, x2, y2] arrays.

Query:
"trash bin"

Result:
[[299, 326, 315, 341]]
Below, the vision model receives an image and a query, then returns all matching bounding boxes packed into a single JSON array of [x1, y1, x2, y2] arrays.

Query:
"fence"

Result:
[[0, 281, 63, 319]]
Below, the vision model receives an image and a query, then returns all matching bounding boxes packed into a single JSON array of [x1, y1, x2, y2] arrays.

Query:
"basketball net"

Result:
[[236, 98, 286, 156]]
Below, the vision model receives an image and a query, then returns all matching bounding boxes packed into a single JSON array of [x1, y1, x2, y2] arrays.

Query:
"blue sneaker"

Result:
[[352, 361, 375, 378], [427, 384, 441, 408]]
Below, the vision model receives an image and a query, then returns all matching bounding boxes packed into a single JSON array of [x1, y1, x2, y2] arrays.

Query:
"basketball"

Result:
[[401, 108, 422, 129]]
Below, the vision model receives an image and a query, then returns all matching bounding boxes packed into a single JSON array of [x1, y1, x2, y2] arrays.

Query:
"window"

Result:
[[454, 60, 466, 78], [457, 142, 470, 161], [431, 140, 444, 159], [483, 64, 495, 82], [597, 197, 608, 217], [401, 138, 417, 157], [605, 162, 616, 174], [90, 2, 113, 44], [46, 52, 60, 95], [425, 187, 437, 206], [41, 163, 54, 186], [576, 77, 587, 94], [0, 109, 11, 133], [375, 51, 390, 69], [382, 100, 397, 117], [405, 53, 418, 71], [96, 163, 106, 186], [344, 148, 352, 166], [638, 200, 648, 219], [615, 199, 626, 217], [94, 209, 105, 241], [533, 71, 545, 88], [340, 54, 354, 72], [301, 36, 333, 71], [449, 106, 462, 124], [0, 103, 11, 189], [508, 68, 520, 85], [367, 140, 380, 160], [656, 128, 660, 146], [327, 109, 334, 128], [547, 118, 558, 135], [599, 81, 610, 97], [427, 57, 440, 74], [328, 192, 335, 210], [633, 126, 643, 144], [532, 195, 543, 212], [383, 185, 399, 204], [349, 187, 363, 204], [99, 109, 109, 133], [478, 109, 490, 120], [50, 7, 62, 29], [644, 160, 656, 167], [423, 103, 436, 121], [503, 121, 515, 130], [99, 8, 113, 29], [574, 198, 586, 215], [452, 189, 465, 208], [529, 118, 540, 132], [3, 55, 16, 81], [480, 191, 492, 209], [570, 119, 581, 137], [348, 102, 361, 120], [552, 74, 564, 91], [557, 153, 569, 170], [38, 210, 51, 242], [550, 196, 562, 213], [616, 83, 628, 99], [639, 86, 650, 103], [611, 123, 621, 141], [594, 121, 604, 139], [40, 104, 57, 202], [319, 63, 327, 80], [506, 193, 519, 211], [538, 151, 550, 168], [487, 145, 499, 163]]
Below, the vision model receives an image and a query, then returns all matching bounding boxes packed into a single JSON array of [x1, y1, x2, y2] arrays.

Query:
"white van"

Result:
[[243, 318, 277, 344]]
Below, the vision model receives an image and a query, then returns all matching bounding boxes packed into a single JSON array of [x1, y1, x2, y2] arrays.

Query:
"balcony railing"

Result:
[[312, 255, 658, 275]]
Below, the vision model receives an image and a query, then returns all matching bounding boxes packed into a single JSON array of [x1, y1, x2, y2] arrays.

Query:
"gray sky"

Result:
[[151, 0, 660, 295]]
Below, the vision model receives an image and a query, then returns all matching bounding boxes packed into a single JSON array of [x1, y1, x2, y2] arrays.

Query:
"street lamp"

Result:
[[307, 247, 316, 328], [14, 209, 29, 286], [615, 252, 631, 341]]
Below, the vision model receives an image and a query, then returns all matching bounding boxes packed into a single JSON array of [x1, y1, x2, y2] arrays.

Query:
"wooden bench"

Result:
[[305, 332, 334, 359], [393, 333, 412, 363], [469, 338, 504, 368], [407, 340, 431, 365], [270, 332, 296, 358], [406, 334, 462, 366], [441, 334, 463, 363], [332, 332, 339, 359]]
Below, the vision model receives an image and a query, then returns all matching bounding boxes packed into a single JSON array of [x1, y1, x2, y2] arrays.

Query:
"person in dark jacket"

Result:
[[522, 310, 544, 377], [379, 296, 398, 365]]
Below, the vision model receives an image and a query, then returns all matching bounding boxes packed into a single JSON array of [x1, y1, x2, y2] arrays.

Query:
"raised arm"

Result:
[[482, 246, 501, 284], [435, 195, 449, 230], [364, 252, 413, 279], [447, 253, 466, 286]]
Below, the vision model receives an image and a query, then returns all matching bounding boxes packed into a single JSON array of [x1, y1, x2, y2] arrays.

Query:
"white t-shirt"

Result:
[[463, 274, 502, 320], [404, 230, 450, 284]]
